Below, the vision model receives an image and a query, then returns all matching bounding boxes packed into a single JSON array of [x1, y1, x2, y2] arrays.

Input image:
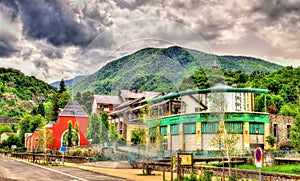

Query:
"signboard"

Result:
[[60, 146, 67, 153], [178, 153, 193, 166], [255, 147, 263, 168]]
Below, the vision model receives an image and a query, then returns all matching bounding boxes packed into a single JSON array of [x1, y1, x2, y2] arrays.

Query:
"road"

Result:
[[0, 156, 129, 181]]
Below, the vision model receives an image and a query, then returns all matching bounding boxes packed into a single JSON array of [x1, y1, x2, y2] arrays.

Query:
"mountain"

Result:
[[0, 68, 57, 118], [50, 75, 86, 89], [71, 46, 284, 95]]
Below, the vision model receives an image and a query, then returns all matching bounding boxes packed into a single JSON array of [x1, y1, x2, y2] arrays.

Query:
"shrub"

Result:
[[200, 170, 213, 181]]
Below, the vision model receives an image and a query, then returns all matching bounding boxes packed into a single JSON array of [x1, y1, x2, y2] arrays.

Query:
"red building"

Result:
[[26, 100, 89, 152]]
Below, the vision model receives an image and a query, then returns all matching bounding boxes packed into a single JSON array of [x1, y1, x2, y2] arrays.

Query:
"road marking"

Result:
[[12, 158, 89, 181], [39, 166, 89, 181]]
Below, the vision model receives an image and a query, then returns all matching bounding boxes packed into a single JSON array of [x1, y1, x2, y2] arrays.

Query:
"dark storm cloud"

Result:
[[114, 0, 148, 10], [37, 43, 64, 59], [251, 0, 300, 21], [0, 0, 98, 47], [32, 59, 49, 72], [0, 0, 19, 21], [0, 32, 19, 57]]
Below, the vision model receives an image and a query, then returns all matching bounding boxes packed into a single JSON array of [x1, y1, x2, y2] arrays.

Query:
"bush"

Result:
[[200, 170, 213, 181], [228, 176, 240, 181]]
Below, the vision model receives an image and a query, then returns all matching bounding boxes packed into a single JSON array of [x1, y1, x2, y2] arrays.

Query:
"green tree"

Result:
[[66, 121, 73, 147], [87, 114, 101, 144], [18, 114, 46, 145], [279, 103, 300, 116], [57, 92, 71, 109], [37, 103, 45, 117], [131, 128, 146, 144], [75, 91, 93, 114], [100, 112, 109, 142], [0, 134, 22, 149], [290, 116, 300, 152], [59, 78, 66, 93], [50, 93, 59, 122], [73, 121, 79, 146], [0, 125, 13, 135], [38, 127, 54, 162]]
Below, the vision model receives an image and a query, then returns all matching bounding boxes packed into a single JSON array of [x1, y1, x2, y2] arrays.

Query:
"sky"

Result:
[[0, 0, 299, 83]]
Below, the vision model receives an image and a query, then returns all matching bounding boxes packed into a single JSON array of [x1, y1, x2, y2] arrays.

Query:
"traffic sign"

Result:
[[255, 147, 263, 168], [60, 146, 67, 152]]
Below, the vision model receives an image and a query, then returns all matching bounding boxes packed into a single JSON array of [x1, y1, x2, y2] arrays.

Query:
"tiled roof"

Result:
[[94, 95, 122, 105], [60, 100, 88, 116], [0, 116, 20, 124]]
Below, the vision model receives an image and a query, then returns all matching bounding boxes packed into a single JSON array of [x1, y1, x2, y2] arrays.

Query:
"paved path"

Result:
[[0, 156, 128, 181]]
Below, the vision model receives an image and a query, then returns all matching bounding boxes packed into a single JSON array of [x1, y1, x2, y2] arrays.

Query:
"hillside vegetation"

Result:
[[182, 66, 300, 115], [0, 68, 57, 118], [71, 46, 283, 95]]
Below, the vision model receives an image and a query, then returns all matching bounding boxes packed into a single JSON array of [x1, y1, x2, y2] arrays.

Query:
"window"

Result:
[[287, 125, 291, 139], [273, 124, 277, 138], [249, 123, 264, 134], [226, 122, 243, 134], [170, 124, 179, 135], [160, 126, 167, 136], [184, 123, 196, 134], [202, 122, 219, 134], [150, 128, 157, 143]]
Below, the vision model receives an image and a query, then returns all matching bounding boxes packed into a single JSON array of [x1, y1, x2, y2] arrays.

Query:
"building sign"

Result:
[[178, 153, 193, 166]]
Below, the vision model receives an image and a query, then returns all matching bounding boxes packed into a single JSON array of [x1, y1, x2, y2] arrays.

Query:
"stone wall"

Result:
[[269, 114, 295, 149], [140, 162, 300, 181]]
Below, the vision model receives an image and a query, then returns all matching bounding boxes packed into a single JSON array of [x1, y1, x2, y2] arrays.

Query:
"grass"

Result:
[[236, 164, 300, 175], [197, 163, 300, 175]]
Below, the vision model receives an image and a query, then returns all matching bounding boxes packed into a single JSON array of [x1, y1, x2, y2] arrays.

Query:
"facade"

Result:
[[91, 95, 122, 115], [269, 114, 295, 148], [108, 90, 162, 144], [146, 84, 269, 153], [26, 100, 89, 152]]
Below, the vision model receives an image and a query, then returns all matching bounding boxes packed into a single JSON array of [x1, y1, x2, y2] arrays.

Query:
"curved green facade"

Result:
[[146, 112, 269, 128]]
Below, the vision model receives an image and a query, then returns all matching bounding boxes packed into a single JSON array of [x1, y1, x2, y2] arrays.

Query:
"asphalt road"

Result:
[[0, 156, 128, 181]]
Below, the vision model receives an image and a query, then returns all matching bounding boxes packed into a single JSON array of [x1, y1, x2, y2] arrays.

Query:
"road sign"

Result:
[[255, 147, 263, 168], [60, 146, 67, 152]]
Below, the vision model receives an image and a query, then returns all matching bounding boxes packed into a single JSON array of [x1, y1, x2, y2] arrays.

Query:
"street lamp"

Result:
[[256, 128, 259, 148]]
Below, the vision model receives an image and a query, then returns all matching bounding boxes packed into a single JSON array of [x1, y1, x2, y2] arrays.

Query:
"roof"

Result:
[[93, 95, 122, 105], [60, 100, 88, 116], [0, 116, 20, 124], [148, 88, 268, 104], [119, 90, 161, 100]]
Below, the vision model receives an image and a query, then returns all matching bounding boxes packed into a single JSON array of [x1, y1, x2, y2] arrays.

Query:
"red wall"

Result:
[[26, 115, 89, 151], [51, 115, 89, 149]]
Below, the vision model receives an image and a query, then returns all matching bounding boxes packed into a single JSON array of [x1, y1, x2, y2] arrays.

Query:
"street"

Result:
[[0, 156, 128, 181]]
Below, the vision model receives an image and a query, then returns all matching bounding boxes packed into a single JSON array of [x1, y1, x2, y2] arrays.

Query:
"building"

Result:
[[0, 132, 18, 143], [26, 100, 89, 152], [0, 116, 20, 125], [91, 95, 122, 115], [108, 90, 162, 145], [269, 114, 295, 148], [146, 84, 269, 153]]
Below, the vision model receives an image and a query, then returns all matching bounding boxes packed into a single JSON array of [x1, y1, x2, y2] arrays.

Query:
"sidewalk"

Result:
[[65, 162, 176, 181]]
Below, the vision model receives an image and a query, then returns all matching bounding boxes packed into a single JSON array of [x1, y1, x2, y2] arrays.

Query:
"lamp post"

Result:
[[256, 128, 259, 148]]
